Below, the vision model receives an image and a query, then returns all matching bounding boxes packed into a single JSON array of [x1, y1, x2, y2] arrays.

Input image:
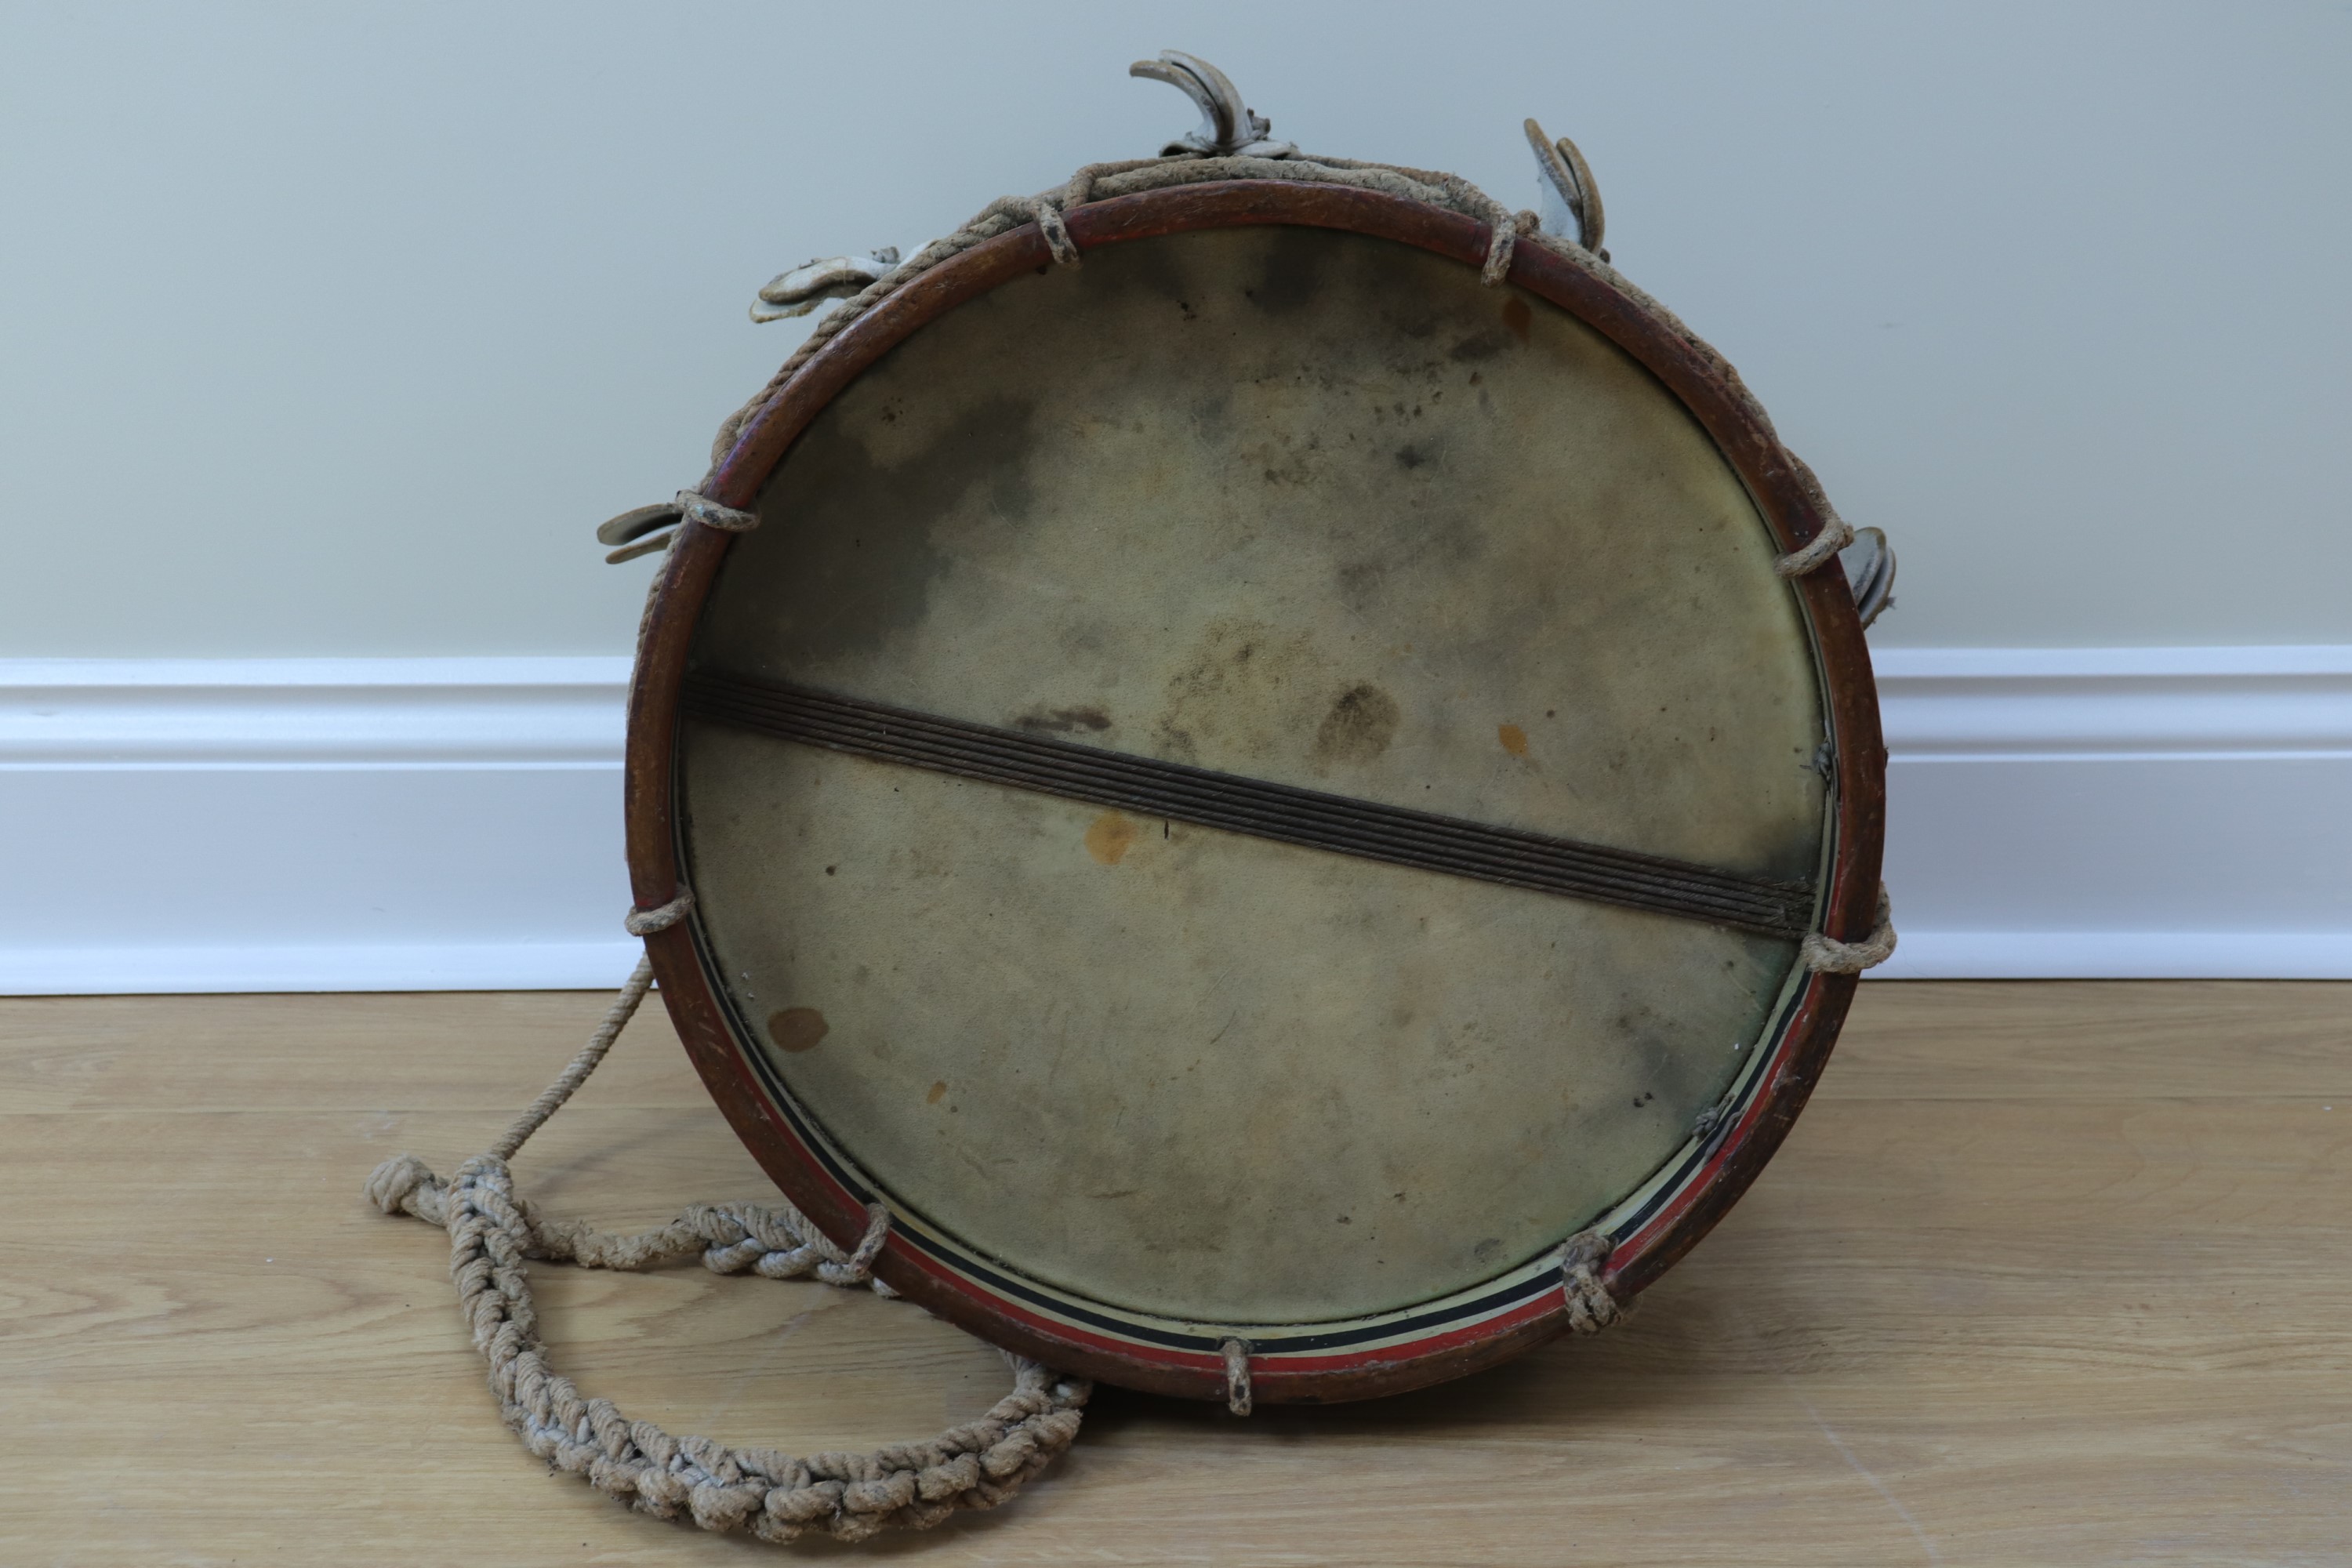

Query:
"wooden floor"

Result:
[[4, 981, 2347, 1565]]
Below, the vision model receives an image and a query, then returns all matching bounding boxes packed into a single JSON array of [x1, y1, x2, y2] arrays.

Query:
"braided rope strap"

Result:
[[365, 953, 1090, 1544]]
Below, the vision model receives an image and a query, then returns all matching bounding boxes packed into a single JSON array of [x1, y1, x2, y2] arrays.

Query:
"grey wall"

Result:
[[5, 1, 2347, 655]]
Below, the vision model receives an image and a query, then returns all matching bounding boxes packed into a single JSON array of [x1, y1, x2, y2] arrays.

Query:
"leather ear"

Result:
[[751, 249, 901, 324], [1524, 118, 1607, 259], [595, 501, 682, 548], [1130, 51, 1286, 158]]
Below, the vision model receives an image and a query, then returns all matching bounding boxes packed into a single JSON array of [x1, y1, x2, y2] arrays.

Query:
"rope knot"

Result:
[[1773, 512, 1857, 578], [1029, 200, 1081, 266], [1220, 1338, 1253, 1417], [448, 1152, 517, 1209], [677, 491, 759, 533], [816, 1203, 894, 1287], [1801, 884, 1898, 974], [1479, 219, 1518, 286], [1559, 1229, 1625, 1335], [625, 889, 693, 936], [364, 1152, 443, 1221]]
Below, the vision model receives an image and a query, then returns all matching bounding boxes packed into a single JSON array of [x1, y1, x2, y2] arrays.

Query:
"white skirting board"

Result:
[[2, 648, 2347, 993], [1873, 646, 2352, 979]]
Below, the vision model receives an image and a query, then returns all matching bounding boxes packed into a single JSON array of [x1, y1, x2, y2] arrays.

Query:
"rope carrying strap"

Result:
[[365, 953, 1091, 1544]]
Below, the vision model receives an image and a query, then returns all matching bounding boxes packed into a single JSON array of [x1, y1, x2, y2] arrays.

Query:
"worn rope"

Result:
[[1221, 1340, 1253, 1417], [623, 889, 695, 937], [1772, 513, 1856, 578], [1558, 1230, 1625, 1334], [679, 490, 759, 533], [366, 946, 1090, 1543], [1770, 453, 1857, 577], [486, 956, 656, 1162], [1801, 884, 1899, 974], [700, 150, 1858, 583]]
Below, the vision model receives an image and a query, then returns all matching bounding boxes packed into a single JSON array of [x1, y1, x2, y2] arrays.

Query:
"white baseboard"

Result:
[[1871, 646, 2352, 979], [3, 648, 2347, 992], [1875, 931, 2351, 980], [16, 940, 646, 995], [1, 659, 637, 994]]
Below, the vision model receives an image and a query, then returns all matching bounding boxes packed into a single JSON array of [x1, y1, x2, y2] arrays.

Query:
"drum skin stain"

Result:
[[767, 1007, 829, 1053], [1314, 683, 1401, 765], [1497, 722, 1530, 757], [730, 393, 1036, 664], [1085, 811, 1139, 864], [1447, 325, 1509, 361], [1502, 295, 1533, 343], [926, 1080, 948, 1105], [1242, 227, 1325, 314]]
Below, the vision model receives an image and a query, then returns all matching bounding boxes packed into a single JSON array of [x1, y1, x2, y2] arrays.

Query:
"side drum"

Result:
[[619, 111, 1888, 1406]]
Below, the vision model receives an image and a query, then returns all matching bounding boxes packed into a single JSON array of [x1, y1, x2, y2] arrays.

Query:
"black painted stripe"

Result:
[[682, 672, 1813, 939]]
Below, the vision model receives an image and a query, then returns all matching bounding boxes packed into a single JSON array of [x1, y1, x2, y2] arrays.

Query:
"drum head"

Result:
[[629, 183, 1884, 1402]]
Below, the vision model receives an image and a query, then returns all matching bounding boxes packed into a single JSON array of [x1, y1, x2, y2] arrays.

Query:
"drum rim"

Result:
[[623, 179, 1886, 1403]]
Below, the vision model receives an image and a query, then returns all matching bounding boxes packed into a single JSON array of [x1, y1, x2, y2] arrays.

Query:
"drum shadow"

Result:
[[1069, 1214, 1887, 1447], [1083, 1310, 1697, 1446], [491, 1132, 1888, 1553], [516, 1239, 1901, 1558]]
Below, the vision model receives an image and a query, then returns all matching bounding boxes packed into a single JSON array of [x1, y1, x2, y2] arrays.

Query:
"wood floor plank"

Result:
[[0, 988, 705, 1114], [1814, 980, 2352, 1102], [2, 980, 2347, 1564]]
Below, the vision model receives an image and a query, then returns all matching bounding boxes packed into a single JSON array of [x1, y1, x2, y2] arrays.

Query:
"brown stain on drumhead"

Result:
[[1501, 295, 1532, 342], [927, 1080, 948, 1105], [767, 1007, 829, 1053], [1085, 811, 1139, 865], [1313, 683, 1401, 766], [1497, 723, 1530, 757]]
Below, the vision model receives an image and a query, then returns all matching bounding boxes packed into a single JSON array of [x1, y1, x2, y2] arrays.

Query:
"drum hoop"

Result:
[[623, 179, 1886, 1403]]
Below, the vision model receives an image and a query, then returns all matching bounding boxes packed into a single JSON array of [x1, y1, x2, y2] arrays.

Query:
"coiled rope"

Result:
[[365, 949, 1091, 1544]]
